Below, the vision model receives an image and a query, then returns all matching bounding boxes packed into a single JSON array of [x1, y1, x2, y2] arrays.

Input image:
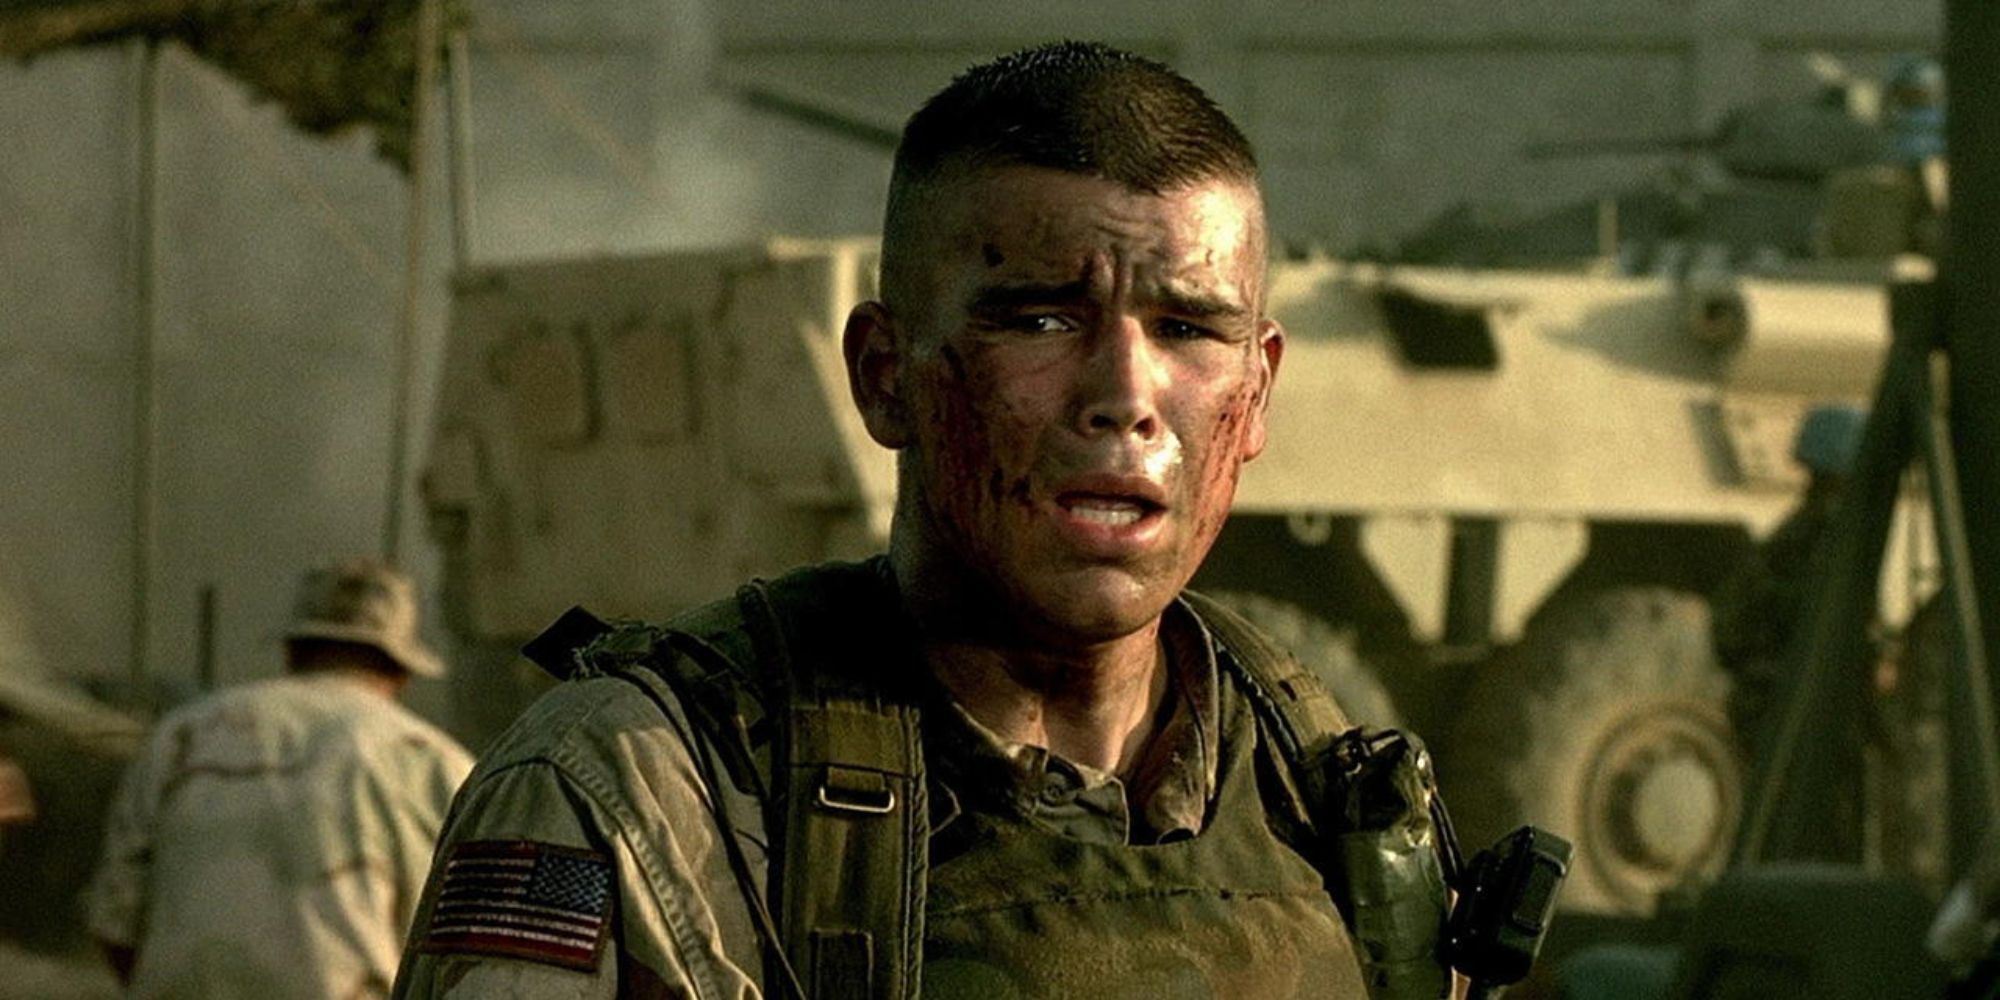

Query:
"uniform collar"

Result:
[[924, 597, 1221, 846]]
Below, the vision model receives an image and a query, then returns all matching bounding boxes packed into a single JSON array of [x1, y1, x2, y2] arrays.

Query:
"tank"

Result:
[[1394, 60, 1946, 273], [422, 239, 1937, 916]]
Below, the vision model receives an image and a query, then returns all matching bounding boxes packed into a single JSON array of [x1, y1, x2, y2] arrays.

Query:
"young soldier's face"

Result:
[[849, 166, 1283, 644]]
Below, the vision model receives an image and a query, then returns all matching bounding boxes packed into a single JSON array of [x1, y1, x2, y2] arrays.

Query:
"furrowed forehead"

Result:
[[893, 167, 1269, 323], [883, 164, 1267, 303], [881, 42, 1264, 311]]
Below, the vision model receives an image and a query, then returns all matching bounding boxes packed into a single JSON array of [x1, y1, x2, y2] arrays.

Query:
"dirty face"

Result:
[[850, 166, 1283, 645]]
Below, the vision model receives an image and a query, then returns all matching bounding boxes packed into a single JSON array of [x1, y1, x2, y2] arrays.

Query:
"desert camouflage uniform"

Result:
[[392, 584, 1369, 999], [88, 672, 472, 1000]]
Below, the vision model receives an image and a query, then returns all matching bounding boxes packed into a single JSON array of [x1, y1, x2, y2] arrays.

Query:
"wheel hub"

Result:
[[1583, 704, 1741, 905]]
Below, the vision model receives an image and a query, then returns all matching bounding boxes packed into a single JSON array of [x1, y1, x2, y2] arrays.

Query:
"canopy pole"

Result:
[[1944, 0, 2000, 876], [127, 38, 162, 702], [382, 0, 445, 562], [445, 24, 476, 274]]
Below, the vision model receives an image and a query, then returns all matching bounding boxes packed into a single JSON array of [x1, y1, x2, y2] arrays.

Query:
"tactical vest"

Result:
[[535, 559, 1449, 1000], [921, 671, 1368, 999]]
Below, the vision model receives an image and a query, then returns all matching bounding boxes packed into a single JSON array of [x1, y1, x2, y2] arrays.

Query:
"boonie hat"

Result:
[[284, 559, 446, 678]]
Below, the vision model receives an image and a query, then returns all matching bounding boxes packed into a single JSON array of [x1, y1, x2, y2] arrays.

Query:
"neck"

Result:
[[304, 665, 407, 701], [891, 530, 1171, 775], [927, 628, 1167, 775]]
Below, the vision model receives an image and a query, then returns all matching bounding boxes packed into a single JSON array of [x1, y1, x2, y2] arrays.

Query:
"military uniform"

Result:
[[88, 672, 472, 999], [88, 559, 474, 1000], [394, 561, 1370, 999]]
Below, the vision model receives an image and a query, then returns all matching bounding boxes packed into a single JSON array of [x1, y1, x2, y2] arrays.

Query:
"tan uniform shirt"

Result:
[[393, 602, 1238, 1000], [392, 669, 766, 1000], [88, 672, 473, 1000]]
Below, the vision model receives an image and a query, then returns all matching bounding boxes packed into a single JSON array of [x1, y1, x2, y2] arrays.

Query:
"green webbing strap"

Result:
[[1186, 591, 1454, 1000], [740, 563, 927, 1000], [1182, 589, 1352, 780], [626, 579, 1362, 1000]]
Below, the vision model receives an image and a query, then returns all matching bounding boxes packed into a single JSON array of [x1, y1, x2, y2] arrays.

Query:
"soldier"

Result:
[[1712, 405, 1865, 741], [395, 42, 1434, 999], [88, 559, 473, 999]]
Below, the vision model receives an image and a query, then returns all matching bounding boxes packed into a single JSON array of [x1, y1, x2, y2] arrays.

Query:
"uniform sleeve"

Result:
[[83, 724, 172, 948], [392, 759, 627, 1000], [391, 757, 724, 1000], [362, 736, 476, 956]]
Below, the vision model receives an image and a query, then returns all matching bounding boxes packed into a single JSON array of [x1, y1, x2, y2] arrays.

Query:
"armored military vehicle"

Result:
[[1397, 57, 1945, 274], [423, 238, 1933, 916]]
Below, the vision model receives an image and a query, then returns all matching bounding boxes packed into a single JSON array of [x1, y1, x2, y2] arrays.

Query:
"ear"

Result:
[[1241, 317, 1284, 462], [843, 300, 914, 449]]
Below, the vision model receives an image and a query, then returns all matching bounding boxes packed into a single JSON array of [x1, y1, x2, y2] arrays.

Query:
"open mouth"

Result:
[[1055, 493, 1164, 528]]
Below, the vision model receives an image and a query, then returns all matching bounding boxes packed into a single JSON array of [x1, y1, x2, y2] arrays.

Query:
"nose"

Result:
[[1073, 315, 1163, 440]]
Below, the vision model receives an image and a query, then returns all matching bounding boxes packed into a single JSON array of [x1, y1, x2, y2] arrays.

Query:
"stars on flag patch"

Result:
[[420, 840, 614, 971]]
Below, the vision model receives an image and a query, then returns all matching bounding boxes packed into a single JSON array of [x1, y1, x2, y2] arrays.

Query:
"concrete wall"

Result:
[[0, 0, 1938, 737]]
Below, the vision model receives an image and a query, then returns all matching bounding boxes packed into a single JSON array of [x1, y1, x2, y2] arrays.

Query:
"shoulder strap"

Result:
[[740, 560, 927, 1000], [534, 602, 773, 801], [1183, 591, 1455, 1000], [1180, 589, 1352, 832], [532, 563, 927, 1000]]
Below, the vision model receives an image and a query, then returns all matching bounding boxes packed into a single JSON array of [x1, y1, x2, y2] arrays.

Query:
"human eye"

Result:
[[1156, 317, 1219, 341], [996, 311, 1079, 335]]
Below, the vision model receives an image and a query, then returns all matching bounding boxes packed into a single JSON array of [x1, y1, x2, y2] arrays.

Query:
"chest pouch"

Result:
[[1308, 728, 1455, 1000]]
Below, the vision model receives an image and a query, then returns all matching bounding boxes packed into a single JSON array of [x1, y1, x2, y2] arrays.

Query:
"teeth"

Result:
[[1067, 501, 1142, 527]]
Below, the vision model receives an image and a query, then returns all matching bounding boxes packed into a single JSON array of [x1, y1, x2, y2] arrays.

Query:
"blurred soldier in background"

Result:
[[1884, 56, 1947, 166], [1712, 406, 1868, 741], [1880, 55, 1949, 257], [87, 559, 472, 1000]]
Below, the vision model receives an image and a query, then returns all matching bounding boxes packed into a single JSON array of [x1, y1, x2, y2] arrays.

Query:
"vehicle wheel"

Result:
[[1202, 590, 1401, 729], [1444, 587, 1743, 915]]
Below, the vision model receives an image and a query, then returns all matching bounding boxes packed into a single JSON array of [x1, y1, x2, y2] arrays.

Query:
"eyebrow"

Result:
[[966, 280, 1094, 315], [966, 281, 1250, 321], [1154, 289, 1251, 321]]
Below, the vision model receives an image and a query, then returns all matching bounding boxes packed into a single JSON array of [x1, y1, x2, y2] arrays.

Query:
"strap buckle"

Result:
[[815, 767, 897, 816]]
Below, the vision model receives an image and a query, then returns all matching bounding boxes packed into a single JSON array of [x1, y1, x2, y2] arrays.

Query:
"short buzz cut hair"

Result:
[[880, 41, 1261, 309]]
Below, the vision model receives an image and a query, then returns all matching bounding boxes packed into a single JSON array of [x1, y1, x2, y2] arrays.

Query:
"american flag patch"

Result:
[[420, 840, 613, 970]]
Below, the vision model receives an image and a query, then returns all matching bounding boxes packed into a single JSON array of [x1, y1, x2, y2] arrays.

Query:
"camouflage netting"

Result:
[[0, 0, 466, 171]]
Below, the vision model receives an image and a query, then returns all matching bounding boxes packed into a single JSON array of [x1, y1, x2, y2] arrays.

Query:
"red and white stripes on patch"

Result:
[[420, 839, 613, 971]]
